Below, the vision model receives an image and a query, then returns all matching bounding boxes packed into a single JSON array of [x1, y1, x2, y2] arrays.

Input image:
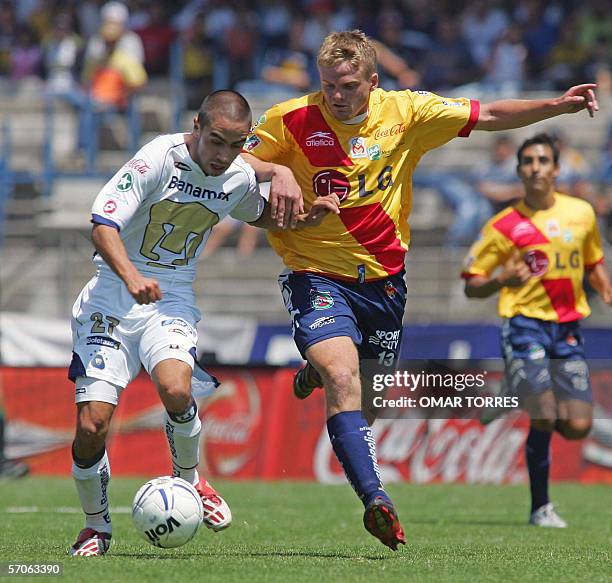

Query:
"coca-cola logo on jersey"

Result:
[[374, 123, 407, 140], [314, 415, 526, 484], [523, 249, 549, 276], [126, 158, 151, 175]]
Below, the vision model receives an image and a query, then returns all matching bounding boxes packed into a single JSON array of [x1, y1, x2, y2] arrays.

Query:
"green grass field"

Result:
[[0, 478, 610, 582]]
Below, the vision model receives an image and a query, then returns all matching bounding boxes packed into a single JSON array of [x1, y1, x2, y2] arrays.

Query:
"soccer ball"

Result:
[[132, 476, 203, 548]]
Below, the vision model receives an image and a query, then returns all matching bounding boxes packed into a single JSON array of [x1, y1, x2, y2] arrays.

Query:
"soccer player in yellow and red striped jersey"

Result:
[[242, 30, 600, 549], [463, 133, 612, 528]]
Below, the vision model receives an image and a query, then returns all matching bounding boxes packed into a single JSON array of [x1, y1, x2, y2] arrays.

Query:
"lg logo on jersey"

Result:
[[312, 166, 394, 201], [168, 175, 230, 201]]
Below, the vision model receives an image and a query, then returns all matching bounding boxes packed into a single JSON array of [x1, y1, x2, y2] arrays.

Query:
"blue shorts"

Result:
[[501, 315, 592, 403], [278, 270, 407, 368]]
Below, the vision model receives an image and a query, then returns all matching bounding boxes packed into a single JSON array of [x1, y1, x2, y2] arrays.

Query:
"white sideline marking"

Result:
[[4, 506, 132, 514]]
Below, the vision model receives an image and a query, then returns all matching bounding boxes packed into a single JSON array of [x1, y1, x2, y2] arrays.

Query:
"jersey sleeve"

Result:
[[229, 165, 265, 222], [242, 104, 291, 162], [583, 204, 605, 268], [461, 220, 513, 279], [408, 90, 480, 153], [91, 146, 162, 231]]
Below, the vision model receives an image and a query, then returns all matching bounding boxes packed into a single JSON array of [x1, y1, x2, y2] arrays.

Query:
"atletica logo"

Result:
[[309, 316, 336, 330], [306, 131, 335, 147], [168, 175, 230, 200]]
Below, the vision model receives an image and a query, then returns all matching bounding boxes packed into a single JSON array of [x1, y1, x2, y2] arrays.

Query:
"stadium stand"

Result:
[[1, 1, 611, 326]]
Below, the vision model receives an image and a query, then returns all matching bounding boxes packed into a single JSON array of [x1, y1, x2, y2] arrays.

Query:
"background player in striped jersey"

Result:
[[463, 133, 612, 528], [241, 29, 599, 550], [68, 90, 337, 556]]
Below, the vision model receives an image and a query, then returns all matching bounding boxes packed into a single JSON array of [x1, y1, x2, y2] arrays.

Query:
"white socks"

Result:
[[164, 401, 201, 486], [72, 448, 112, 534]]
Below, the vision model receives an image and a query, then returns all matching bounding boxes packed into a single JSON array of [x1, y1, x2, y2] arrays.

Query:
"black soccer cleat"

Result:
[[292, 362, 323, 400]]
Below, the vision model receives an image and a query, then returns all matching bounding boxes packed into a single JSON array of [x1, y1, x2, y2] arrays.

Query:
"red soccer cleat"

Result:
[[363, 497, 406, 551], [195, 479, 232, 531], [69, 528, 112, 557]]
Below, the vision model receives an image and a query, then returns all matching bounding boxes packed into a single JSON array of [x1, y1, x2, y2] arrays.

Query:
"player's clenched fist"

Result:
[[499, 250, 532, 288], [300, 194, 341, 227], [127, 276, 162, 304]]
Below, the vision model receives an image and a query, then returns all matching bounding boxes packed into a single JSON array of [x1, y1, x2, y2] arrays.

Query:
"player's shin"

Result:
[[71, 445, 112, 534], [526, 427, 552, 513], [164, 399, 201, 486], [327, 410, 388, 506]]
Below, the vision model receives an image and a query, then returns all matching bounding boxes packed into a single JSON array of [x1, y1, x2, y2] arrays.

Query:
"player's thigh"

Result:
[[501, 316, 552, 401], [70, 276, 142, 389], [550, 324, 592, 405], [76, 397, 116, 438], [305, 336, 361, 384], [306, 336, 361, 413], [74, 381, 118, 454], [138, 298, 199, 380], [349, 274, 406, 416], [522, 389, 557, 429], [352, 274, 406, 376], [278, 271, 362, 359], [151, 358, 194, 412]]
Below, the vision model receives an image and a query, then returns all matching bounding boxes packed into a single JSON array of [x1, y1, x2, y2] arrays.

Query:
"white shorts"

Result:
[[70, 273, 201, 391]]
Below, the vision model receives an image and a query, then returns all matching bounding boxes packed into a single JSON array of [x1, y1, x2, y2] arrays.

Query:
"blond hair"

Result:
[[317, 30, 377, 77]]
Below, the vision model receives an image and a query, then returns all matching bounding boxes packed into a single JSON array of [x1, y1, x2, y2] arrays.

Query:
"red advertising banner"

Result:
[[2, 367, 611, 483]]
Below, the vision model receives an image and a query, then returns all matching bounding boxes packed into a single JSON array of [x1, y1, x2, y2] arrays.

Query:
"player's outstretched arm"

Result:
[[475, 84, 598, 132], [241, 153, 304, 229], [587, 263, 612, 306], [465, 250, 532, 298], [91, 224, 162, 304]]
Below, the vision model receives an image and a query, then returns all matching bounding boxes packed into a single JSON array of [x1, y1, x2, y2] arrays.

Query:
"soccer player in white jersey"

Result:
[[68, 90, 337, 557]]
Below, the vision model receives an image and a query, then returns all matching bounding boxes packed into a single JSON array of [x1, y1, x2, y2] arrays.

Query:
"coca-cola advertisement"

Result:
[[1, 366, 611, 483]]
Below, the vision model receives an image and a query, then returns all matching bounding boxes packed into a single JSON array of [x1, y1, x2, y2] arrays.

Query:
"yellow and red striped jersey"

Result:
[[245, 88, 479, 280], [462, 193, 605, 322]]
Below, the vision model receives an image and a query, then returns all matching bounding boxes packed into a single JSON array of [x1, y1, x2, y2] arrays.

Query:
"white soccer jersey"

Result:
[[91, 133, 264, 283]]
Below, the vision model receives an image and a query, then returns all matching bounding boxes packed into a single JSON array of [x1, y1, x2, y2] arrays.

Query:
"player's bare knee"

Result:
[[77, 406, 110, 440], [320, 365, 358, 393], [158, 381, 192, 413], [558, 419, 591, 440]]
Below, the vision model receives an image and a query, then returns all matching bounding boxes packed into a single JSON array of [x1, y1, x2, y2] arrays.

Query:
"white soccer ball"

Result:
[[132, 476, 203, 548]]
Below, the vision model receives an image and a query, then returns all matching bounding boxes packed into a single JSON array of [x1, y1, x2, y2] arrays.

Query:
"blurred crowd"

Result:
[[1, 0, 611, 101], [0, 0, 611, 251]]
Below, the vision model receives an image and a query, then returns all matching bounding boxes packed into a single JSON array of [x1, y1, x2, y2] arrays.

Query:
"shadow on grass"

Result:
[[409, 517, 525, 527], [114, 550, 388, 561]]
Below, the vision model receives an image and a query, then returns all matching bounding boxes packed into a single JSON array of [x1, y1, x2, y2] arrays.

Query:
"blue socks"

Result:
[[327, 410, 388, 507], [526, 427, 552, 513]]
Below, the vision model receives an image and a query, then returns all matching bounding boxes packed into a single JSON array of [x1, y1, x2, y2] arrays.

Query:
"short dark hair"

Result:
[[516, 133, 560, 166], [196, 90, 252, 128]]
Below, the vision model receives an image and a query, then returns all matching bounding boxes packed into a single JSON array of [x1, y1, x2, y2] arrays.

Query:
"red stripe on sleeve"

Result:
[[541, 278, 583, 322], [585, 257, 604, 271], [339, 203, 406, 276], [492, 209, 550, 248], [458, 99, 480, 137], [282, 105, 353, 167]]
